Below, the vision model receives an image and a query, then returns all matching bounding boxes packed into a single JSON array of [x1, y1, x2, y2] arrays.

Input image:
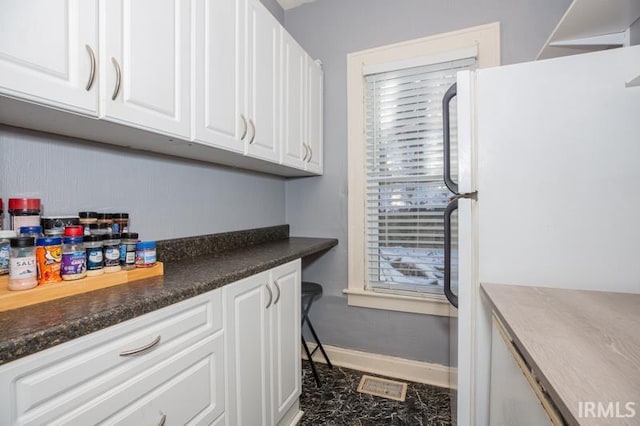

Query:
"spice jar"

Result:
[[19, 226, 43, 239], [61, 236, 86, 281], [120, 232, 138, 270], [89, 223, 110, 237], [135, 241, 157, 268], [112, 213, 129, 233], [41, 216, 80, 236], [102, 233, 122, 273], [36, 237, 62, 284], [79, 212, 98, 236], [84, 235, 104, 277], [97, 213, 113, 233], [0, 230, 17, 275], [0, 198, 4, 230], [9, 198, 41, 232], [9, 237, 37, 290]]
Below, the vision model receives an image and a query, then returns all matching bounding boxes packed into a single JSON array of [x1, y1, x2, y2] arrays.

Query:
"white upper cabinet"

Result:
[[281, 31, 307, 170], [192, 0, 246, 153], [306, 59, 323, 174], [244, 0, 280, 163], [0, 0, 99, 115], [100, 0, 191, 138], [281, 33, 324, 175]]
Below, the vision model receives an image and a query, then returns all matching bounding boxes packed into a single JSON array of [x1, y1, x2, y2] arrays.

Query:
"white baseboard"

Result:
[[302, 343, 455, 390]]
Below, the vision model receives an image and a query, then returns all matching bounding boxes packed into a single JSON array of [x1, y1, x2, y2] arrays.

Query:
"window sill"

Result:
[[343, 288, 456, 317]]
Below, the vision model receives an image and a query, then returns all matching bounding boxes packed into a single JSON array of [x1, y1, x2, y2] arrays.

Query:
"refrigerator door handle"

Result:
[[442, 82, 458, 195], [444, 198, 458, 308]]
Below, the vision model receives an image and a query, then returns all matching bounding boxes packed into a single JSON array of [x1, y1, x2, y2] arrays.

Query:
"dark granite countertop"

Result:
[[0, 226, 337, 365]]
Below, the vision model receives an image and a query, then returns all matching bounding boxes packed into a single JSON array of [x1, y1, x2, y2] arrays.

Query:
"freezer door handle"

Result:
[[442, 83, 458, 195], [444, 198, 458, 308]]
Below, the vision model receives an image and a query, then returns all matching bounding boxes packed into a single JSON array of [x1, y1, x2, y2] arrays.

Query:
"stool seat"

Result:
[[302, 281, 323, 297], [301, 280, 332, 387]]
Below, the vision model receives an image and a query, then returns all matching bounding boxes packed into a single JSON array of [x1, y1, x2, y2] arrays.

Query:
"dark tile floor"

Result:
[[299, 361, 452, 426]]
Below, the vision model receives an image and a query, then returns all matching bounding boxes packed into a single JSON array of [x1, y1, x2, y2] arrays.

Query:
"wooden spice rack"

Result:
[[0, 262, 164, 312]]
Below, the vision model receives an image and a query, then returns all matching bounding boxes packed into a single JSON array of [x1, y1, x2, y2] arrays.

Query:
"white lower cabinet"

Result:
[[0, 261, 302, 426], [489, 317, 560, 425], [224, 259, 301, 426]]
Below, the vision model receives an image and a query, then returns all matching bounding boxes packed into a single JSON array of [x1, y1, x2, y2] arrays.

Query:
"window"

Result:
[[346, 23, 500, 316]]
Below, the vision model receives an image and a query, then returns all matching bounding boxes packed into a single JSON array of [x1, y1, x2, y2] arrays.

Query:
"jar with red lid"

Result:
[[64, 225, 84, 238], [8, 198, 41, 232]]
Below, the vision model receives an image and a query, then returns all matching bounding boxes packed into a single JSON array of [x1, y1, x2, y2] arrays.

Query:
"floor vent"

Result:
[[357, 375, 407, 402]]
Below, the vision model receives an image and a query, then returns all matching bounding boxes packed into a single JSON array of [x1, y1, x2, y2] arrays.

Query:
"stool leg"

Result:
[[302, 336, 322, 387], [304, 316, 333, 369]]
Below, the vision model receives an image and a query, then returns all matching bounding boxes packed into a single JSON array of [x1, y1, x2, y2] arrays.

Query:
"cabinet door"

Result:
[[101, 0, 190, 138], [489, 319, 555, 425], [193, 0, 245, 153], [269, 260, 301, 425], [280, 31, 306, 169], [306, 59, 323, 174], [244, 0, 280, 162], [224, 271, 271, 426], [0, 0, 98, 115]]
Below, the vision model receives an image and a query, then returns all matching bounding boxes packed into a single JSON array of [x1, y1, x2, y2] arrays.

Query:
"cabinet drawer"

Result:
[[54, 332, 225, 426], [0, 289, 222, 425]]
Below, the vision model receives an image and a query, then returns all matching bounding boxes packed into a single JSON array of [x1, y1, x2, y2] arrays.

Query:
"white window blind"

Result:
[[364, 57, 476, 295]]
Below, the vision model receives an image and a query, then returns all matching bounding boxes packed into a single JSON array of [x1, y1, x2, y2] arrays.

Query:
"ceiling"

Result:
[[276, 0, 318, 10]]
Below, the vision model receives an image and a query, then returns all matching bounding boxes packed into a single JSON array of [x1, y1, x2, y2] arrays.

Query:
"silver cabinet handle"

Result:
[[240, 114, 248, 141], [111, 57, 122, 101], [85, 44, 96, 91], [119, 335, 161, 356], [302, 143, 309, 161], [158, 414, 166, 426], [307, 143, 313, 162], [248, 119, 256, 144], [265, 284, 273, 309], [273, 280, 281, 305]]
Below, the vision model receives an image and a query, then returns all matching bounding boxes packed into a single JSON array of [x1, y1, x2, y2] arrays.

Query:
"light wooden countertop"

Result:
[[482, 283, 640, 426]]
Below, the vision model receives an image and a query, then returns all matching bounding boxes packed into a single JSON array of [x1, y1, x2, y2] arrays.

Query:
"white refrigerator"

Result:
[[443, 45, 640, 425]]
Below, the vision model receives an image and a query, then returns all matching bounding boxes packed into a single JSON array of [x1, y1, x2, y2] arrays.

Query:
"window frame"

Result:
[[346, 23, 501, 317]]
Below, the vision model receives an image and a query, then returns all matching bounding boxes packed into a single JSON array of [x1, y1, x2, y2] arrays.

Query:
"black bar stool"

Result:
[[301, 281, 333, 387]]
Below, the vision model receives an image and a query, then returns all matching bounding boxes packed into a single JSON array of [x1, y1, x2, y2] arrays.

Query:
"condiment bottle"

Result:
[[79, 212, 98, 236], [102, 233, 122, 273], [112, 213, 129, 233], [19, 226, 44, 239], [120, 232, 139, 270], [0, 230, 17, 275], [9, 237, 37, 290], [0, 198, 4, 229], [61, 236, 87, 281], [84, 235, 104, 277], [35, 237, 63, 284], [135, 241, 157, 268], [97, 213, 113, 233], [9, 198, 41, 232]]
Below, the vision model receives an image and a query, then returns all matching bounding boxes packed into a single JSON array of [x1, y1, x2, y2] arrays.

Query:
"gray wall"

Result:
[[261, 0, 284, 24], [284, 0, 571, 365], [0, 125, 286, 241]]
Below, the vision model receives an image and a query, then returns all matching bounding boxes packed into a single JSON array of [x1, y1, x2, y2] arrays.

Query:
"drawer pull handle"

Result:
[[273, 280, 281, 305], [119, 335, 161, 356], [85, 44, 96, 91], [111, 57, 122, 101], [307, 143, 313, 162], [302, 143, 309, 161], [158, 413, 167, 426], [248, 118, 256, 144], [266, 284, 273, 309]]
